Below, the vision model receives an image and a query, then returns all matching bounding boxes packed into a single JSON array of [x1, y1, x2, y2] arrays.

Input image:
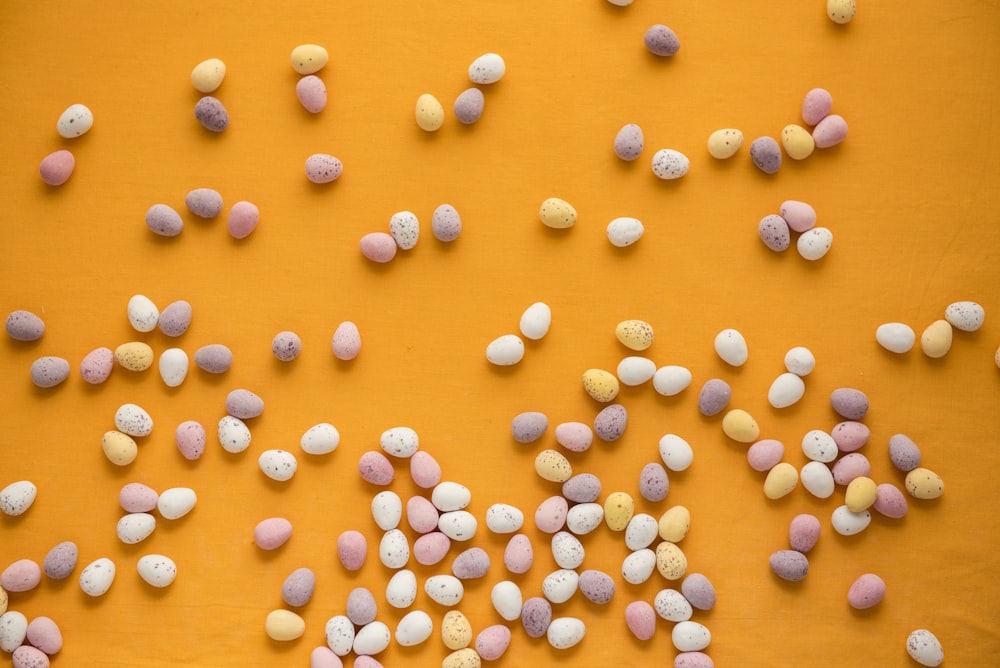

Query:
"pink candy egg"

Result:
[[847, 573, 886, 609], [296, 75, 327, 113], [625, 600, 657, 640], [227, 200, 259, 239], [336, 530, 368, 571], [359, 232, 397, 263], [39, 149, 75, 186], [254, 517, 293, 550]]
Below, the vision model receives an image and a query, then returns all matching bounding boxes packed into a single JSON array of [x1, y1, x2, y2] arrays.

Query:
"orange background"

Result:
[[1, 1, 999, 666]]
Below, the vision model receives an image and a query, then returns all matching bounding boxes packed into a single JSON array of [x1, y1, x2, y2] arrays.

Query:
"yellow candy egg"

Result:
[[582, 368, 619, 402], [920, 319, 953, 358], [657, 505, 691, 542], [290, 44, 329, 75], [102, 430, 138, 466], [0, 585, 8, 615], [845, 476, 878, 511], [441, 610, 473, 650], [707, 128, 744, 159], [534, 449, 573, 483], [905, 467, 944, 499], [655, 541, 688, 580], [539, 197, 577, 229], [763, 462, 799, 499], [190, 58, 226, 93], [615, 319, 654, 351], [781, 124, 815, 160], [264, 609, 305, 641], [722, 409, 760, 443], [827, 0, 857, 24], [603, 491, 634, 531], [443, 648, 482, 668], [115, 342, 154, 371], [415, 93, 445, 132]]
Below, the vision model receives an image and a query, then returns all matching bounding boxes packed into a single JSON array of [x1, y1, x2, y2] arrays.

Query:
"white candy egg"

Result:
[[157, 487, 197, 519], [114, 403, 154, 437], [485, 503, 524, 533], [672, 620, 711, 651], [658, 434, 694, 471], [831, 504, 872, 535], [622, 548, 657, 584], [876, 322, 916, 353], [325, 615, 355, 656], [486, 334, 525, 365], [714, 328, 748, 366], [385, 569, 418, 608], [79, 557, 116, 596], [652, 365, 692, 396], [301, 422, 340, 455], [607, 217, 644, 247], [158, 347, 189, 387], [565, 502, 604, 535], [380, 426, 419, 458], [551, 531, 585, 569], [768, 372, 806, 408], [802, 429, 839, 462], [468, 53, 505, 84], [784, 346, 816, 375], [379, 528, 411, 568], [0, 611, 28, 652], [438, 510, 477, 541], [625, 513, 660, 550], [547, 617, 586, 649], [654, 588, 693, 622], [137, 554, 177, 587], [797, 227, 833, 260], [353, 621, 391, 656], [117, 513, 156, 543], [617, 356, 657, 386], [395, 610, 433, 646], [519, 302, 552, 340], [491, 580, 524, 621], [0, 480, 37, 516], [542, 569, 580, 604], [371, 490, 403, 530], [127, 294, 159, 332], [424, 574, 464, 606], [651, 148, 690, 179], [800, 461, 836, 498], [218, 416, 251, 453], [258, 450, 298, 481], [431, 481, 472, 511]]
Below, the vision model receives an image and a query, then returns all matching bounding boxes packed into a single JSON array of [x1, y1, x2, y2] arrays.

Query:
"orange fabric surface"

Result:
[[1, 1, 999, 666]]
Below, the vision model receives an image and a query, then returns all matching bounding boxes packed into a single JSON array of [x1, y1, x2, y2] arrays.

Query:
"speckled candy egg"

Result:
[[486, 334, 524, 365], [281, 567, 316, 607], [116, 513, 156, 544], [5, 310, 45, 341], [562, 473, 601, 502], [119, 482, 158, 512], [873, 483, 908, 518], [847, 573, 886, 609], [305, 153, 342, 184], [432, 204, 462, 241], [750, 136, 781, 173], [582, 368, 619, 402], [424, 574, 464, 606], [534, 495, 568, 533], [39, 149, 75, 186], [651, 149, 689, 179], [905, 467, 944, 499], [616, 319, 654, 350], [594, 403, 628, 441], [102, 430, 138, 465], [830, 387, 869, 419], [0, 611, 27, 652], [191, 57, 226, 93], [291, 44, 328, 74], [389, 210, 420, 249], [625, 601, 656, 640], [566, 503, 604, 535], [336, 530, 367, 570], [638, 463, 669, 502], [194, 96, 228, 132], [747, 439, 784, 472], [681, 573, 716, 611], [832, 421, 870, 452], [622, 517, 657, 553], [158, 299, 192, 336], [325, 615, 355, 656], [453, 87, 485, 124], [346, 587, 378, 625], [802, 88, 833, 125], [441, 609, 474, 649], [781, 124, 815, 159], [30, 356, 70, 388], [889, 433, 921, 471], [137, 554, 177, 588], [475, 625, 511, 660], [906, 629, 944, 667], [697, 378, 731, 416], [707, 128, 743, 159], [520, 597, 551, 637], [438, 510, 477, 541], [218, 415, 251, 453], [644, 24, 680, 56], [358, 451, 394, 485], [659, 434, 694, 471], [788, 513, 821, 552], [503, 534, 534, 573], [79, 557, 116, 596], [758, 214, 790, 252], [452, 547, 491, 579], [654, 588, 693, 622], [271, 331, 301, 362], [832, 453, 871, 485], [43, 541, 78, 579], [813, 114, 848, 148], [115, 403, 153, 437], [672, 621, 710, 652], [296, 75, 327, 113], [195, 344, 232, 373], [227, 201, 259, 239], [547, 617, 585, 649], [538, 197, 576, 229], [415, 93, 445, 131], [468, 53, 505, 84], [607, 216, 644, 246], [185, 188, 224, 218], [827, 0, 857, 25], [622, 549, 656, 585], [259, 449, 298, 481], [226, 388, 263, 419], [535, 449, 572, 482], [831, 505, 871, 535], [57, 103, 93, 138], [511, 411, 548, 443], [614, 123, 644, 160], [254, 517, 292, 550], [769, 550, 808, 581], [944, 300, 984, 331], [332, 321, 362, 360], [797, 227, 833, 260], [655, 541, 688, 580]]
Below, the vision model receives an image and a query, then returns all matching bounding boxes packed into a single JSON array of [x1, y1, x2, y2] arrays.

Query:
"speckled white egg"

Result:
[[625, 513, 660, 550], [607, 217, 644, 247], [551, 532, 585, 569], [831, 504, 871, 535], [379, 528, 411, 569], [0, 610, 27, 651], [389, 211, 420, 250], [301, 422, 340, 455], [784, 346, 816, 375], [802, 429, 839, 463], [0, 480, 37, 516], [259, 450, 298, 481], [385, 569, 418, 608], [424, 574, 464, 606], [371, 490, 403, 530], [944, 301, 984, 331], [542, 569, 579, 604], [906, 629, 944, 667], [468, 53, 505, 84], [325, 615, 355, 656], [654, 588, 693, 622], [622, 548, 657, 585], [137, 554, 177, 588], [127, 294, 159, 332], [672, 621, 711, 652], [714, 328, 748, 366], [380, 426, 420, 458], [519, 302, 552, 340], [114, 403, 154, 437], [438, 510, 477, 541], [57, 103, 94, 138], [486, 334, 525, 365], [117, 513, 156, 544], [658, 433, 694, 472], [218, 415, 251, 454], [157, 487, 197, 519], [565, 502, 604, 535], [547, 617, 585, 650], [651, 149, 690, 179], [485, 503, 524, 533], [797, 227, 833, 260]]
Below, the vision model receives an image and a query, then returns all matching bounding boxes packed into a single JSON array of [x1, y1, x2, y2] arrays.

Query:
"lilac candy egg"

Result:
[[431, 204, 462, 242], [413, 532, 451, 566], [872, 483, 908, 518], [625, 601, 657, 640], [644, 25, 680, 56], [503, 534, 534, 573], [39, 149, 75, 186], [452, 547, 491, 579], [358, 451, 394, 485], [305, 154, 342, 184], [750, 136, 782, 174], [5, 310, 45, 341], [832, 453, 871, 485], [594, 403, 628, 441], [30, 356, 70, 388], [802, 88, 833, 125], [681, 573, 717, 610], [747, 439, 785, 472], [889, 434, 922, 471], [79, 347, 114, 384], [282, 567, 316, 607], [346, 587, 378, 626], [145, 203, 183, 237], [520, 597, 552, 638], [296, 75, 327, 113], [638, 462, 669, 502], [562, 473, 602, 503], [227, 201, 259, 239], [813, 114, 848, 148], [43, 541, 78, 579], [675, 652, 715, 668], [511, 411, 548, 443], [847, 573, 886, 609], [474, 625, 511, 660], [770, 550, 809, 581], [453, 87, 485, 124], [194, 344, 232, 373], [614, 123, 644, 161], [337, 530, 368, 570], [194, 96, 228, 131], [360, 232, 397, 262], [830, 387, 869, 420], [578, 569, 616, 604], [158, 300, 192, 337], [185, 188, 223, 218], [272, 331, 302, 362], [788, 513, 821, 552], [832, 421, 870, 452], [698, 378, 732, 416], [226, 388, 264, 419], [758, 214, 790, 252]]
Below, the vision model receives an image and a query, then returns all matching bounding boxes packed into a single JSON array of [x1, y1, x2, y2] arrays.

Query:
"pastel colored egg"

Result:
[[137, 554, 177, 588], [226, 388, 264, 419], [768, 372, 805, 408], [56, 103, 93, 138], [889, 434, 922, 471], [157, 487, 197, 519], [265, 609, 305, 641], [5, 310, 45, 341], [30, 356, 70, 387], [813, 114, 848, 147], [158, 299, 192, 336], [534, 495, 568, 533], [379, 528, 410, 568], [475, 624, 511, 660], [832, 453, 871, 485], [12, 644, 49, 667], [906, 629, 944, 667], [254, 517, 292, 550], [789, 513, 821, 552], [431, 204, 462, 241], [707, 128, 743, 159], [638, 463, 669, 502], [115, 341, 153, 371], [520, 597, 551, 637], [763, 462, 798, 499], [259, 449, 297, 481], [562, 473, 601, 502], [346, 587, 378, 625], [452, 547, 491, 580], [566, 502, 603, 535], [594, 403, 628, 441], [191, 57, 226, 92], [115, 403, 153, 437], [715, 328, 748, 365], [194, 96, 228, 132], [800, 461, 836, 498], [336, 530, 367, 570], [944, 300, 984, 331], [655, 541, 688, 580], [722, 409, 760, 443], [535, 449, 573, 482], [920, 319, 953, 358], [830, 387, 869, 419], [406, 495, 439, 533], [227, 200, 259, 239], [681, 573, 717, 611], [304, 153, 342, 183], [614, 123, 644, 160], [325, 616, 355, 656], [388, 210, 420, 250], [0, 611, 27, 652], [749, 136, 782, 173], [431, 481, 470, 512], [652, 365, 693, 396], [827, 0, 857, 24], [25, 615, 62, 654], [546, 617, 586, 649], [409, 451, 442, 488], [758, 214, 790, 252], [39, 149, 75, 186], [194, 344, 232, 373], [618, 356, 656, 385], [780, 200, 818, 232], [873, 482, 908, 518], [1, 481, 37, 516], [905, 467, 944, 499], [332, 321, 362, 360], [102, 430, 138, 465], [453, 87, 485, 124], [486, 334, 525, 365], [644, 24, 680, 56], [415, 93, 445, 131], [802, 88, 833, 125], [291, 44, 329, 74], [1, 559, 41, 593], [126, 295, 159, 333], [519, 302, 552, 339], [781, 124, 815, 159], [654, 588, 693, 622], [797, 227, 833, 260], [380, 426, 420, 458], [607, 216, 644, 246], [671, 621, 710, 652], [485, 503, 524, 534], [616, 319, 654, 350], [831, 505, 872, 535], [395, 610, 433, 646], [876, 322, 916, 353], [468, 53, 505, 84], [625, 601, 656, 640], [503, 534, 534, 573], [511, 411, 548, 444], [539, 197, 577, 229], [424, 574, 465, 606], [625, 514, 659, 550], [658, 505, 691, 542], [845, 476, 878, 512], [358, 451, 394, 485], [651, 149, 690, 179], [848, 573, 886, 609], [603, 491, 635, 531], [832, 420, 870, 452], [117, 513, 156, 544], [582, 368, 619, 402], [218, 415, 251, 453], [43, 541, 78, 579], [675, 653, 714, 668], [185, 188, 223, 218], [171, 419, 203, 462], [271, 331, 301, 362], [770, 550, 808, 581], [145, 203, 183, 236], [622, 549, 656, 584], [443, 648, 479, 667], [120, 482, 158, 512], [441, 609, 474, 649], [697, 378, 731, 416], [542, 568, 579, 604], [747, 439, 784, 472], [79, 557, 116, 596], [310, 647, 341, 667], [296, 75, 327, 113], [438, 510, 478, 541]]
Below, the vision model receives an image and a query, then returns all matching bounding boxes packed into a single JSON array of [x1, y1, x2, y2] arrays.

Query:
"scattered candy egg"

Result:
[[652, 365, 693, 396], [431, 204, 462, 241], [920, 319, 953, 358], [406, 495, 439, 534], [5, 310, 45, 341], [425, 574, 464, 606], [672, 621, 711, 652], [715, 328, 748, 366], [0, 611, 27, 652], [542, 568, 580, 604], [758, 214, 790, 252], [453, 87, 485, 124], [905, 467, 944, 499], [535, 449, 573, 482], [722, 409, 760, 443], [194, 344, 233, 373], [468, 53, 505, 84], [452, 547, 491, 580], [389, 210, 420, 250], [519, 302, 552, 340], [511, 411, 549, 443], [616, 319, 654, 350], [259, 450, 297, 482], [813, 114, 848, 147], [410, 451, 442, 488], [254, 517, 292, 550], [381, 426, 420, 458], [769, 550, 808, 581], [625, 601, 656, 640], [845, 476, 878, 511], [102, 430, 138, 465], [607, 216, 645, 246], [562, 474, 601, 502], [747, 439, 784, 472], [873, 482, 908, 518], [30, 356, 70, 387], [43, 541, 78, 579], [415, 93, 445, 131], [780, 200, 818, 233], [655, 541, 688, 580], [39, 149, 75, 186], [359, 231, 398, 262], [749, 136, 782, 173], [431, 481, 471, 512], [194, 96, 228, 132], [876, 322, 916, 353], [56, 103, 93, 138], [831, 505, 871, 535], [485, 503, 524, 534], [520, 597, 551, 637], [800, 460, 836, 498], [788, 513, 821, 552], [681, 573, 717, 611], [906, 629, 944, 667], [271, 331, 301, 362], [651, 149, 690, 179], [310, 647, 340, 668], [638, 463, 669, 502], [832, 453, 871, 485], [441, 610, 474, 649], [797, 227, 833, 260], [830, 387, 869, 419], [697, 378, 731, 416], [889, 434, 922, 471], [185, 188, 224, 218], [535, 495, 569, 534], [146, 203, 184, 236], [191, 57, 226, 92], [768, 372, 806, 408], [486, 334, 525, 365], [547, 617, 585, 649], [115, 403, 153, 437], [228, 200, 259, 239], [614, 123, 644, 160], [346, 587, 378, 625], [25, 615, 62, 654], [0, 481, 37, 516], [117, 512, 156, 544], [622, 549, 657, 585], [137, 554, 177, 588], [120, 482, 158, 512], [618, 356, 656, 385], [1, 560, 41, 593], [582, 368, 620, 402], [79, 557, 116, 596], [566, 502, 604, 536], [439, 510, 478, 541], [827, 0, 857, 24], [644, 24, 681, 56], [115, 342, 154, 371], [539, 197, 577, 229], [266, 609, 305, 641], [475, 625, 511, 660], [291, 44, 329, 74], [379, 529, 411, 570], [336, 530, 367, 570], [325, 615, 355, 656], [218, 415, 251, 453], [707, 128, 743, 159], [157, 487, 197, 519], [358, 451, 395, 485], [226, 388, 264, 419], [80, 347, 114, 384], [654, 588, 693, 622], [395, 610, 433, 646], [158, 299, 192, 336], [332, 321, 362, 360], [802, 88, 833, 125], [944, 300, 984, 331], [296, 75, 327, 113], [781, 124, 815, 159], [847, 573, 886, 609], [763, 462, 798, 499], [305, 154, 342, 183], [551, 531, 586, 569], [491, 580, 524, 622], [594, 403, 628, 441]]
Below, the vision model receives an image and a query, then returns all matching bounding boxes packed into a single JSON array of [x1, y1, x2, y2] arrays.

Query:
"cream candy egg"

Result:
[[519, 302, 552, 339], [547, 617, 585, 649], [566, 502, 604, 535], [103, 430, 138, 465], [651, 149, 689, 179], [441, 609, 474, 648], [876, 322, 916, 353], [266, 609, 305, 641], [785, 346, 816, 375], [714, 328, 748, 366], [542, 568, 579, 604], [115, 342, 154, 372], [722, 409, 760, 443], [622, 549, 657, 585], [768, 372, 805, 408], [920, 319, 953, 358], [614, 123, 644, 161], [658, 505, 691, 543], [800, 461, 836, 498], [191, 57, 226, 92], [944, 300, 984, 331], [57, 103, 93, 138], [415, 93, 445, 131], [157, 487, 197, 519], [389, 211, 420, 249], [137, 554, 177, 588], [491, 581, 523, 621], [617, 319, 655, 350], [468, 53, 505, 84], [763, 462, 799, 499], [218, 416, 251, 454], [539, 198, 577, 229], [0, 611, 27, 652], [115, 403, 153, 437], [291, 44, 328, 74], [353, 621, 391, 656], [79, 557, 116, 596], [301, 422, 340, 455], [535, 449, 572, 482], [453, 87, 485, 124], [159, 348, 189, 387], [906, 629, 944, 667], [802, 429, 838, 462], [607, 216, 644, 247], [797, 227, 833, 260], [432, 481, 471, 512], [0, 481, 37, 516], [707, 128, 743, 159], [827, 0, 857, 24], [672, 621, 711, 652], [424, 574, 464, 606], [325, 615, 355, 656], [121, 481, 158, 511], [296, 75, 327, 113], [395, 610, 433, 646], [617, 356, 656, 386], [781, 124, 815, 159], [259, 450, 297, 481], [372, 490, 403, 530], [905, 467, 944, 499], [654, 588, 693, 622], [486, 334, 524, 365], [653, 365, 693, 396]]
